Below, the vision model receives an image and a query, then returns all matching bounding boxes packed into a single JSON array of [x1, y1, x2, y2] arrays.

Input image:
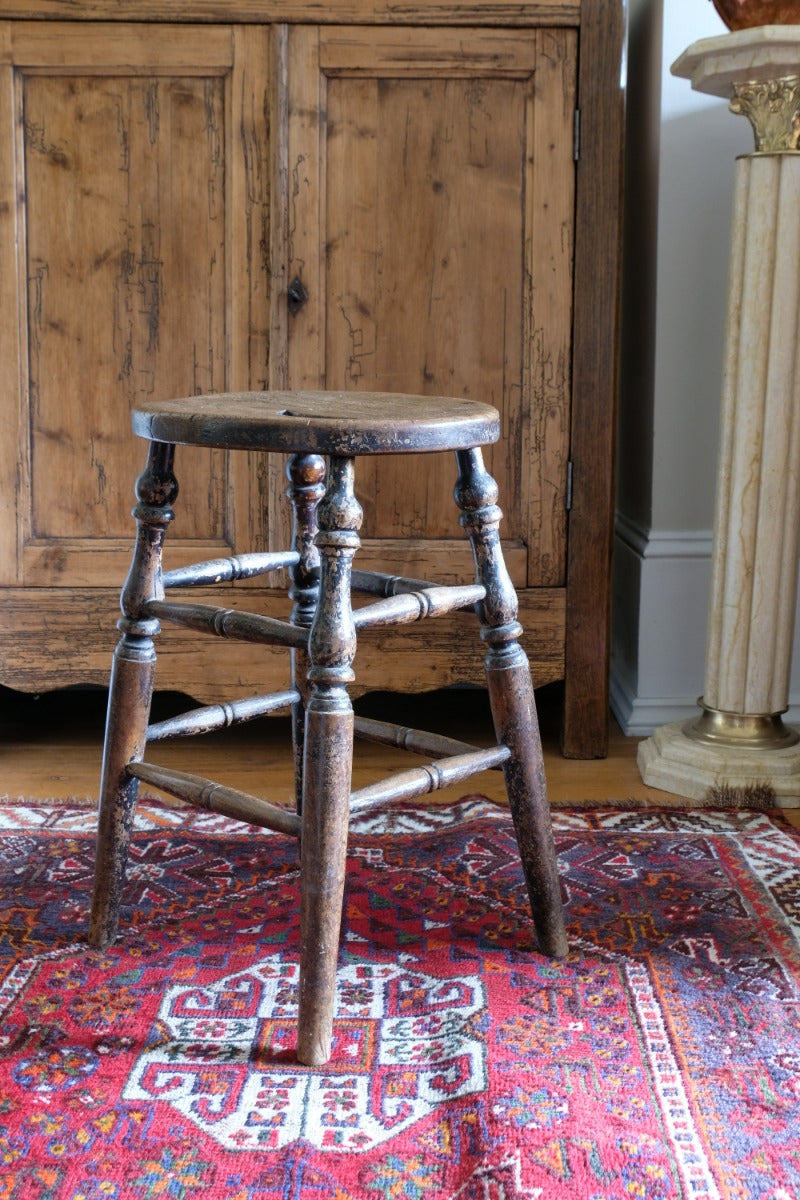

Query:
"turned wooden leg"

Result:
[[297, 455, 361, 1066], [455, 447, 568, 959], [287, 454, 326, 816], [89, 441, 178, 949]]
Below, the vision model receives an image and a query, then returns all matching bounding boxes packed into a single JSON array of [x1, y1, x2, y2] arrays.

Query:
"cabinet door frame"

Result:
[[564, 1, 624, 756], [0, 22, 272, 588], [273, 23, 576, 589], [0, 2, 582, 22]]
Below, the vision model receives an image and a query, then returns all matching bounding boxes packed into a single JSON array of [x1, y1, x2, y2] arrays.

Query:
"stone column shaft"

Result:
[[705, 153, 800, 718]]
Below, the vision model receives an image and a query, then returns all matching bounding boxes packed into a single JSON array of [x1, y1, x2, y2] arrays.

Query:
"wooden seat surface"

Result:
[[132, 390, 500, 455]]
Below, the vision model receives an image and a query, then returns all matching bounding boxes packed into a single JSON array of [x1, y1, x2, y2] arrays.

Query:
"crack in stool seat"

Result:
[[89, 389, 568, 1067]]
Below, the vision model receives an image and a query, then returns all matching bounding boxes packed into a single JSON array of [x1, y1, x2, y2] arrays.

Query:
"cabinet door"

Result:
[[279, 26, 576, 588], [0, 23, 271, 590]]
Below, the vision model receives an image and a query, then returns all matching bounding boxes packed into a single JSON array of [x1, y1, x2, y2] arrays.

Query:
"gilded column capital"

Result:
[[672, 28, 800, 151], [730, 74, 800, 151]]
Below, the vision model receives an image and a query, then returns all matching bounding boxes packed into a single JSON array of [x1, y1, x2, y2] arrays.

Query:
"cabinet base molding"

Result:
[[0, 587, 566, 703]]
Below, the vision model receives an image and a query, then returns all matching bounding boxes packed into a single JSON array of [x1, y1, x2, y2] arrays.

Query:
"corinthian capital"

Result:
[[730, 75, 800, 152]]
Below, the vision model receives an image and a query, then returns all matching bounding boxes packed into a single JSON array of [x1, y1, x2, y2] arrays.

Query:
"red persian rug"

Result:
[[2, 798, 800, 1199]]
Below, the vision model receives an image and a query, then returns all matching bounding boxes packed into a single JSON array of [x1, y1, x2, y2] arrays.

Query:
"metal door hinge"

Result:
[[565, 459, 574, 511], [573, 109, 581, 163]]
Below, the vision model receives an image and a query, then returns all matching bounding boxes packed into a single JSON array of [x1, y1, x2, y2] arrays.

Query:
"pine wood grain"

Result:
[[562, 0, 625, 758], [299, 27, 574, 579], [0, 2, 581, 24], [0, 51, 20, 584], [2, 23, 270, 592], [0, 587, 567, 700], [0, 2, 623, 761]]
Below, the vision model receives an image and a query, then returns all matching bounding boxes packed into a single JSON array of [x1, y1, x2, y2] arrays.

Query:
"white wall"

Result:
[[611, 1, 800, 734]]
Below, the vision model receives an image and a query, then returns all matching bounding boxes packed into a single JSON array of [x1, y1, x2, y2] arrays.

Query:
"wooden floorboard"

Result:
[[1, 682, 798, 826]]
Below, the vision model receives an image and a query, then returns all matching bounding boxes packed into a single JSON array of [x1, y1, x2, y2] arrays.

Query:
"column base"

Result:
[[638, 720, 800, 808]]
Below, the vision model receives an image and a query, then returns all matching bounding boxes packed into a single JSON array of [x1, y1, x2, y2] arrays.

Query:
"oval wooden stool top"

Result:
[[132, 390, 500, 455]]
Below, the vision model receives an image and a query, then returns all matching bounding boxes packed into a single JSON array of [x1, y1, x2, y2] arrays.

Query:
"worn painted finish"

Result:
[[352, 585, 486, 630], [92, 393, 567, 1063], [128, 761, 302, 836], [298, 455, 362, 1065], [133, 391, 500, 455], [146, 690, 299, 741], [287, 453, 326, 814], [349, 744, 511, 816], [144, 598, 311, 648], [353, 712, 506, 763], [160, 552, 299, 590], [455, 446, 568, 958], [89, 442, 177, 949]]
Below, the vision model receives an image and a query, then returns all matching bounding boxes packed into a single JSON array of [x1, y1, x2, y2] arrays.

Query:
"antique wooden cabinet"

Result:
[[0, 0, 623, 757]]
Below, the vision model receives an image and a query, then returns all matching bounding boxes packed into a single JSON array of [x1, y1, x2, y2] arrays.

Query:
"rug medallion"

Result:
[[1, 799, 799, 1198]]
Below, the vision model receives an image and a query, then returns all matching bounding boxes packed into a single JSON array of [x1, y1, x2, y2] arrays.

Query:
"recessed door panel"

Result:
[[285, 25, 576, 586]]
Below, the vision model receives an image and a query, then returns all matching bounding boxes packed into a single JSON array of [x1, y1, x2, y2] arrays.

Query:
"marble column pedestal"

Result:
[[638, 27, 800, 807]]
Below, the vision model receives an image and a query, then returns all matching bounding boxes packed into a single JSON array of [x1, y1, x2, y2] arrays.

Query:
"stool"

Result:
[[89, 390, 568, 1066]]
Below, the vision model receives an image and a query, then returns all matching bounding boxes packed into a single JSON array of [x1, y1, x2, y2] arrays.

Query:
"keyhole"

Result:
[[287, 276, 309, 315]]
